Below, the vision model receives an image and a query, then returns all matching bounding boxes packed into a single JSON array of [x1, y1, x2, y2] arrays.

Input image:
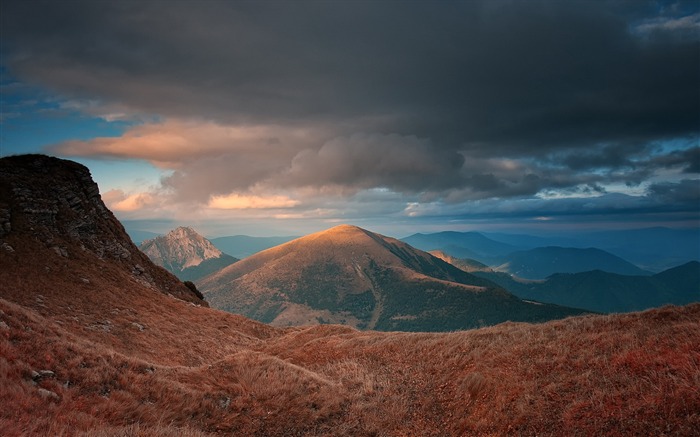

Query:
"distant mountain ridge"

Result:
[[402, 231, 655, 278], [472, 261, 700, 313], [199, 224, 586, 331], [210, 235, 297, 259], [494, 246, 650, 279], [139, 227, 238, 281], [403, 228, 700, 273], [402, 231, 517, 259]]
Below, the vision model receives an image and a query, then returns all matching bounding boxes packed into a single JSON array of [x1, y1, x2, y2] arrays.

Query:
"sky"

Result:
[[1, 0, 699, 238]]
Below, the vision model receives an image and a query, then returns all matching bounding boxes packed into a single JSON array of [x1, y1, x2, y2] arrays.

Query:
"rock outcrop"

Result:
[[139, 227, 238, 281], [0, 154, 205, 305]]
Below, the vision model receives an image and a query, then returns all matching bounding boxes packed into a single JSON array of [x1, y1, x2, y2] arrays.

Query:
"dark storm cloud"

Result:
[[1, 0, 698, 211], [283, 133, 465, 192], [3, 1, 698, 146], [647, 179, 700, 204], [651, 146, 700, 174]]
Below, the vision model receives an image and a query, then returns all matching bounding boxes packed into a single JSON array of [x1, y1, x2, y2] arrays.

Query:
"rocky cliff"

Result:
[[0, 154, 205, 305]]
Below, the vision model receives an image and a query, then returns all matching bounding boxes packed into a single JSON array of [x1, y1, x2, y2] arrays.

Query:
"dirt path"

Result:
[[367, 279, 384, 330]]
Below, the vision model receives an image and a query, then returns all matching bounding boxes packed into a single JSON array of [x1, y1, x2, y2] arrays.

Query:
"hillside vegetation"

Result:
[[2, 293, 699, 436]]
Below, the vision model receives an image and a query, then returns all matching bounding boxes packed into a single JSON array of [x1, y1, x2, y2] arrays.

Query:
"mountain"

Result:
[[474, 261, 700, 313], [652, 261, 700, 298], [139, 226, 238, 281], [402, 231, 518, 260], [1, 155, 699, 436], [483, 228, 700, 272], [494, 246, 649, 279], [210, 234, 297, 258], [583, 227, 700, 271], [200, 224, 586, 331]]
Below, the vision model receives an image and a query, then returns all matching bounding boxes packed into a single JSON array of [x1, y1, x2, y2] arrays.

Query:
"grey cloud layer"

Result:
[[2, 0, 699, 220], [4, 1, 697, 144]]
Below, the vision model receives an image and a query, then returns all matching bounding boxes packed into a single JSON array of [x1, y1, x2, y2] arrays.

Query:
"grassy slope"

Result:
[[2, 258, 698, 436]]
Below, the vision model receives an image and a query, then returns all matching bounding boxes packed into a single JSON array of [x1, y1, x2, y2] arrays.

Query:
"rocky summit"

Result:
[[0, 154, 204, 305], [139, 226, 238, 281]]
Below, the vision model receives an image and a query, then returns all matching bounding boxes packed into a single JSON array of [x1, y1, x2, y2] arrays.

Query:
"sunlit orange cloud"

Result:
[[273, 209, 337, 219], [102, 189, 157, 212], [51, 119, 322, 168], [208, 193, 300, 209]]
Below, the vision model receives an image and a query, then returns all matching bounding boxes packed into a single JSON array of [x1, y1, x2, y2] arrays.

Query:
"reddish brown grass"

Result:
[[1, 236, 699, 436]]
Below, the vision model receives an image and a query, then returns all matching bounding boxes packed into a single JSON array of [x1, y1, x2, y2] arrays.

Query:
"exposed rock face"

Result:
[[0, 154, 205, 305], [141, 227, 222, 271], [140, 227, 238, 281]]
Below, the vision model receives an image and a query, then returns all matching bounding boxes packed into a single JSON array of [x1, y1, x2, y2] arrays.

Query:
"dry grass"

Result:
[[1, 235, 699, 436]]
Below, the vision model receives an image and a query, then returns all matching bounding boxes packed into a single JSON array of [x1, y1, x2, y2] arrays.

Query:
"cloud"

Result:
[[3, 1, 698, 153], [51, 119, 318, 168], [2, 1, 698, 229], [208, 193, 299, 210], [282, 133, 464, 192], [102, 189, 158, 212], [647, 179, 700, 204], [635, 12, 700, 38], [57, 118, 697, 212]]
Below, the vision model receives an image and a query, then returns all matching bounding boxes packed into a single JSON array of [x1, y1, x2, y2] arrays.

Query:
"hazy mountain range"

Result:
[[133, 225, 699, 317], [491, 246, 650, 279], [472, 262, 700, 314], [404, 229, 700, 272], [2, 155, 699, 436]]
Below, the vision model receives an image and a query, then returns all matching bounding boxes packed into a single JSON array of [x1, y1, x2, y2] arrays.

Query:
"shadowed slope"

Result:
[[429, 250, 493, 273], [475, 261, 700, 313], [495, 246, 650, 279]]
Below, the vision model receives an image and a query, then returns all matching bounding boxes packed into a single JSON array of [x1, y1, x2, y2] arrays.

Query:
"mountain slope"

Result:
[[1, 155, 699, 436], [495, 246, 649, 279], [200, 225, 586, 330], [140, 227, 238, 281], [428, 250, 493, 272], [474, 261, 700, 313]]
